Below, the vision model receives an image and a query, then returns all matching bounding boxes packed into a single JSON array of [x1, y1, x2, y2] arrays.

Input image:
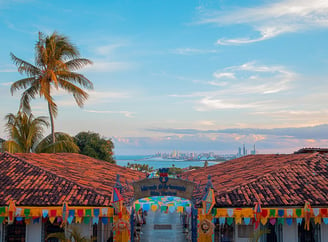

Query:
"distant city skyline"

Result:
[[1, 0, 328, 155]]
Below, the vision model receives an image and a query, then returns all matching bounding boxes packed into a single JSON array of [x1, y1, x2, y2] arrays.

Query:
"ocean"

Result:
[[115, 155, 220, 169]]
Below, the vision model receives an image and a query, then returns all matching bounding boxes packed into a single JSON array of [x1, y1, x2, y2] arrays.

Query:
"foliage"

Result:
[[46, 226, 95, 242], [168, 166, 183, 175], [249, 228, 270, 242], [10, 31, 93, 144], [127, 163, 153, 172], [74, 131, 115, 163], [3, 111, 79, 153]]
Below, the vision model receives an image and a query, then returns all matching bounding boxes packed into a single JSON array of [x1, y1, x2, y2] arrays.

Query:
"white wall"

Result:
[[321, 223, 328, 241], [26, 223, 42, 242], [283, 223, 298, 242], [0, 224, 2, 242]]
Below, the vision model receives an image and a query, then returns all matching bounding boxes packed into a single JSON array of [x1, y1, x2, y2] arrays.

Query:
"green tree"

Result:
[[3, 111, 79, 153], [74, 131, 115, 163], [10, 32, 93, 144]]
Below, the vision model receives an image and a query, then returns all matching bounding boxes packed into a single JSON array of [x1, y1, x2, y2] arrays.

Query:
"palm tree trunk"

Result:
[[48, 102, 56, 144]]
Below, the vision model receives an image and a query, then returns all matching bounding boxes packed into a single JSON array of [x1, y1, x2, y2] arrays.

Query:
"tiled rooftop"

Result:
[[0, 152, 144, 206], [15, 153, 145, 196], [182, 153, 328, 207]]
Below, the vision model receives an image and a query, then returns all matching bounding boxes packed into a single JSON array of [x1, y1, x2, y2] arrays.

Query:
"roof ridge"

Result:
[[216, 153, 324, 199], [0, 152, 110, 199]]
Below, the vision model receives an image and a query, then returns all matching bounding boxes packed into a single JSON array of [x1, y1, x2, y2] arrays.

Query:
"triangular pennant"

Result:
[[323, 218, 328, 225], [227, 209, 234, 217], [269, 218, 276, 225], [219, 217, 226, 225], [286, 218, 293, 226], [83, 217, 90, 224], [296, 209, 302, 217], [296, 218, 303, 225], [313, 208, 320, 217], [93, 216, 99, 224], [227, 217, 233, 225], [49, 217, 56, 224], [93, 208, 100, 217], [42, 210, 48, 218], [101, 217, 108, 225], [244, 217, 251, 225], [67, 216, 74, 224]]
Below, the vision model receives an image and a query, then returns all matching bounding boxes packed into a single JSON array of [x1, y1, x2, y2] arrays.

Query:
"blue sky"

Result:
[[1, 0, 328, 155]]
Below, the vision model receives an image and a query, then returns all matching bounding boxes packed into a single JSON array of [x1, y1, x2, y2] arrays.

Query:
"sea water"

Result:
[[115, 155, 219, 169]]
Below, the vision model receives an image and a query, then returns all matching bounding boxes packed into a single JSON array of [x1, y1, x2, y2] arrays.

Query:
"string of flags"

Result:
[[0, 202, 115, 225], [211, 205, 328, 227], [133, 196, 191, 214]]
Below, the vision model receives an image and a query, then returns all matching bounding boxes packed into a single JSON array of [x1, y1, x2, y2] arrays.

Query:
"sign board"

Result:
[[132, 177, 196, 200]]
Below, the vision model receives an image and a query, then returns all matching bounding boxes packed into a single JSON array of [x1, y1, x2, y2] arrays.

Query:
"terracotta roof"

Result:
[[0, 152, 111, 206], [0, 152, 144, 206], [14, 153, 145, 197], [182, 153, 328, 207]]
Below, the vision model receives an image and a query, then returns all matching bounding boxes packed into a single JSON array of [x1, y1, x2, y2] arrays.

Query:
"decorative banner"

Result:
[[132, 177, 196, 200], [111, 187, 124, 214], [304, 202, 312, 231], [202, 188, 215, 215]]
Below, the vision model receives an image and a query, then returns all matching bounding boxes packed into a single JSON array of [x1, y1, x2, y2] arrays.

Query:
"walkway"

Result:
[[139, 210, 188, 242]]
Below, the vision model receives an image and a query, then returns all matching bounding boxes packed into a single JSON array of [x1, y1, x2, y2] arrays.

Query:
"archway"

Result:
[[131, 168, 199, 242]]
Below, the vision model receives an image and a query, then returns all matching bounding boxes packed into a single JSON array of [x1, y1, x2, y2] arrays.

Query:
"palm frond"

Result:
[[3, 141, 23, 153], [46, 232, 67, 242], [58, 79, 88, 107], [35, 132, 79, 153], [249, 228, 270, 242], [65, 58, 92, 71], [57, 71, 93, 89], [10, 77, 37, 95], [4, 112, 48, 153], [10, 53, 40, 76], [19, 85, 40, 113]]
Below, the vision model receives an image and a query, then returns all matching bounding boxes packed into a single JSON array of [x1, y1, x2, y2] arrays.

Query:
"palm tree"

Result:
[[3, 111, 79, 153], [10, 31, 93, 144], [46, 226, 95, 242]]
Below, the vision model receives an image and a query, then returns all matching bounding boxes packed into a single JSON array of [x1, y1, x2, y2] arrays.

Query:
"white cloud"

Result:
[[172, 48, 218, 55], [195, 97, 259, 111], [94, 43, 123, 56], [85, 109, 135, 118], [54, 89, 130, 107], [172, 61, 297, 112], [0, 68, 16, 73], [213, 72, 235, 79], [199, 0, 328, 44], [209, 62, 296, 95], [0, 82, 13, 86], [82, 60, 132, 72]]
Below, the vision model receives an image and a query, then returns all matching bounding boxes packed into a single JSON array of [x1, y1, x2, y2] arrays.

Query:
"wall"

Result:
[[321, 223, 328, 241], [0, 224, 2, 242], [283, 223, 298, 242], [26, 223, 42, 242]]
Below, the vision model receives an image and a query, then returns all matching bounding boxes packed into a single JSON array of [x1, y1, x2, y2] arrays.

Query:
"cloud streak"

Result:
[[198, 0, 328, 44], [171, 61, 296, 112], [85, 109, 135, 118], [146, 124, 328, 140], [172, 48, 218, 55]]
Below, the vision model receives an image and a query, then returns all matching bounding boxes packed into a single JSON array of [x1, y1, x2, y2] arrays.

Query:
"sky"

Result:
[[1, 0, 328, 155]]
